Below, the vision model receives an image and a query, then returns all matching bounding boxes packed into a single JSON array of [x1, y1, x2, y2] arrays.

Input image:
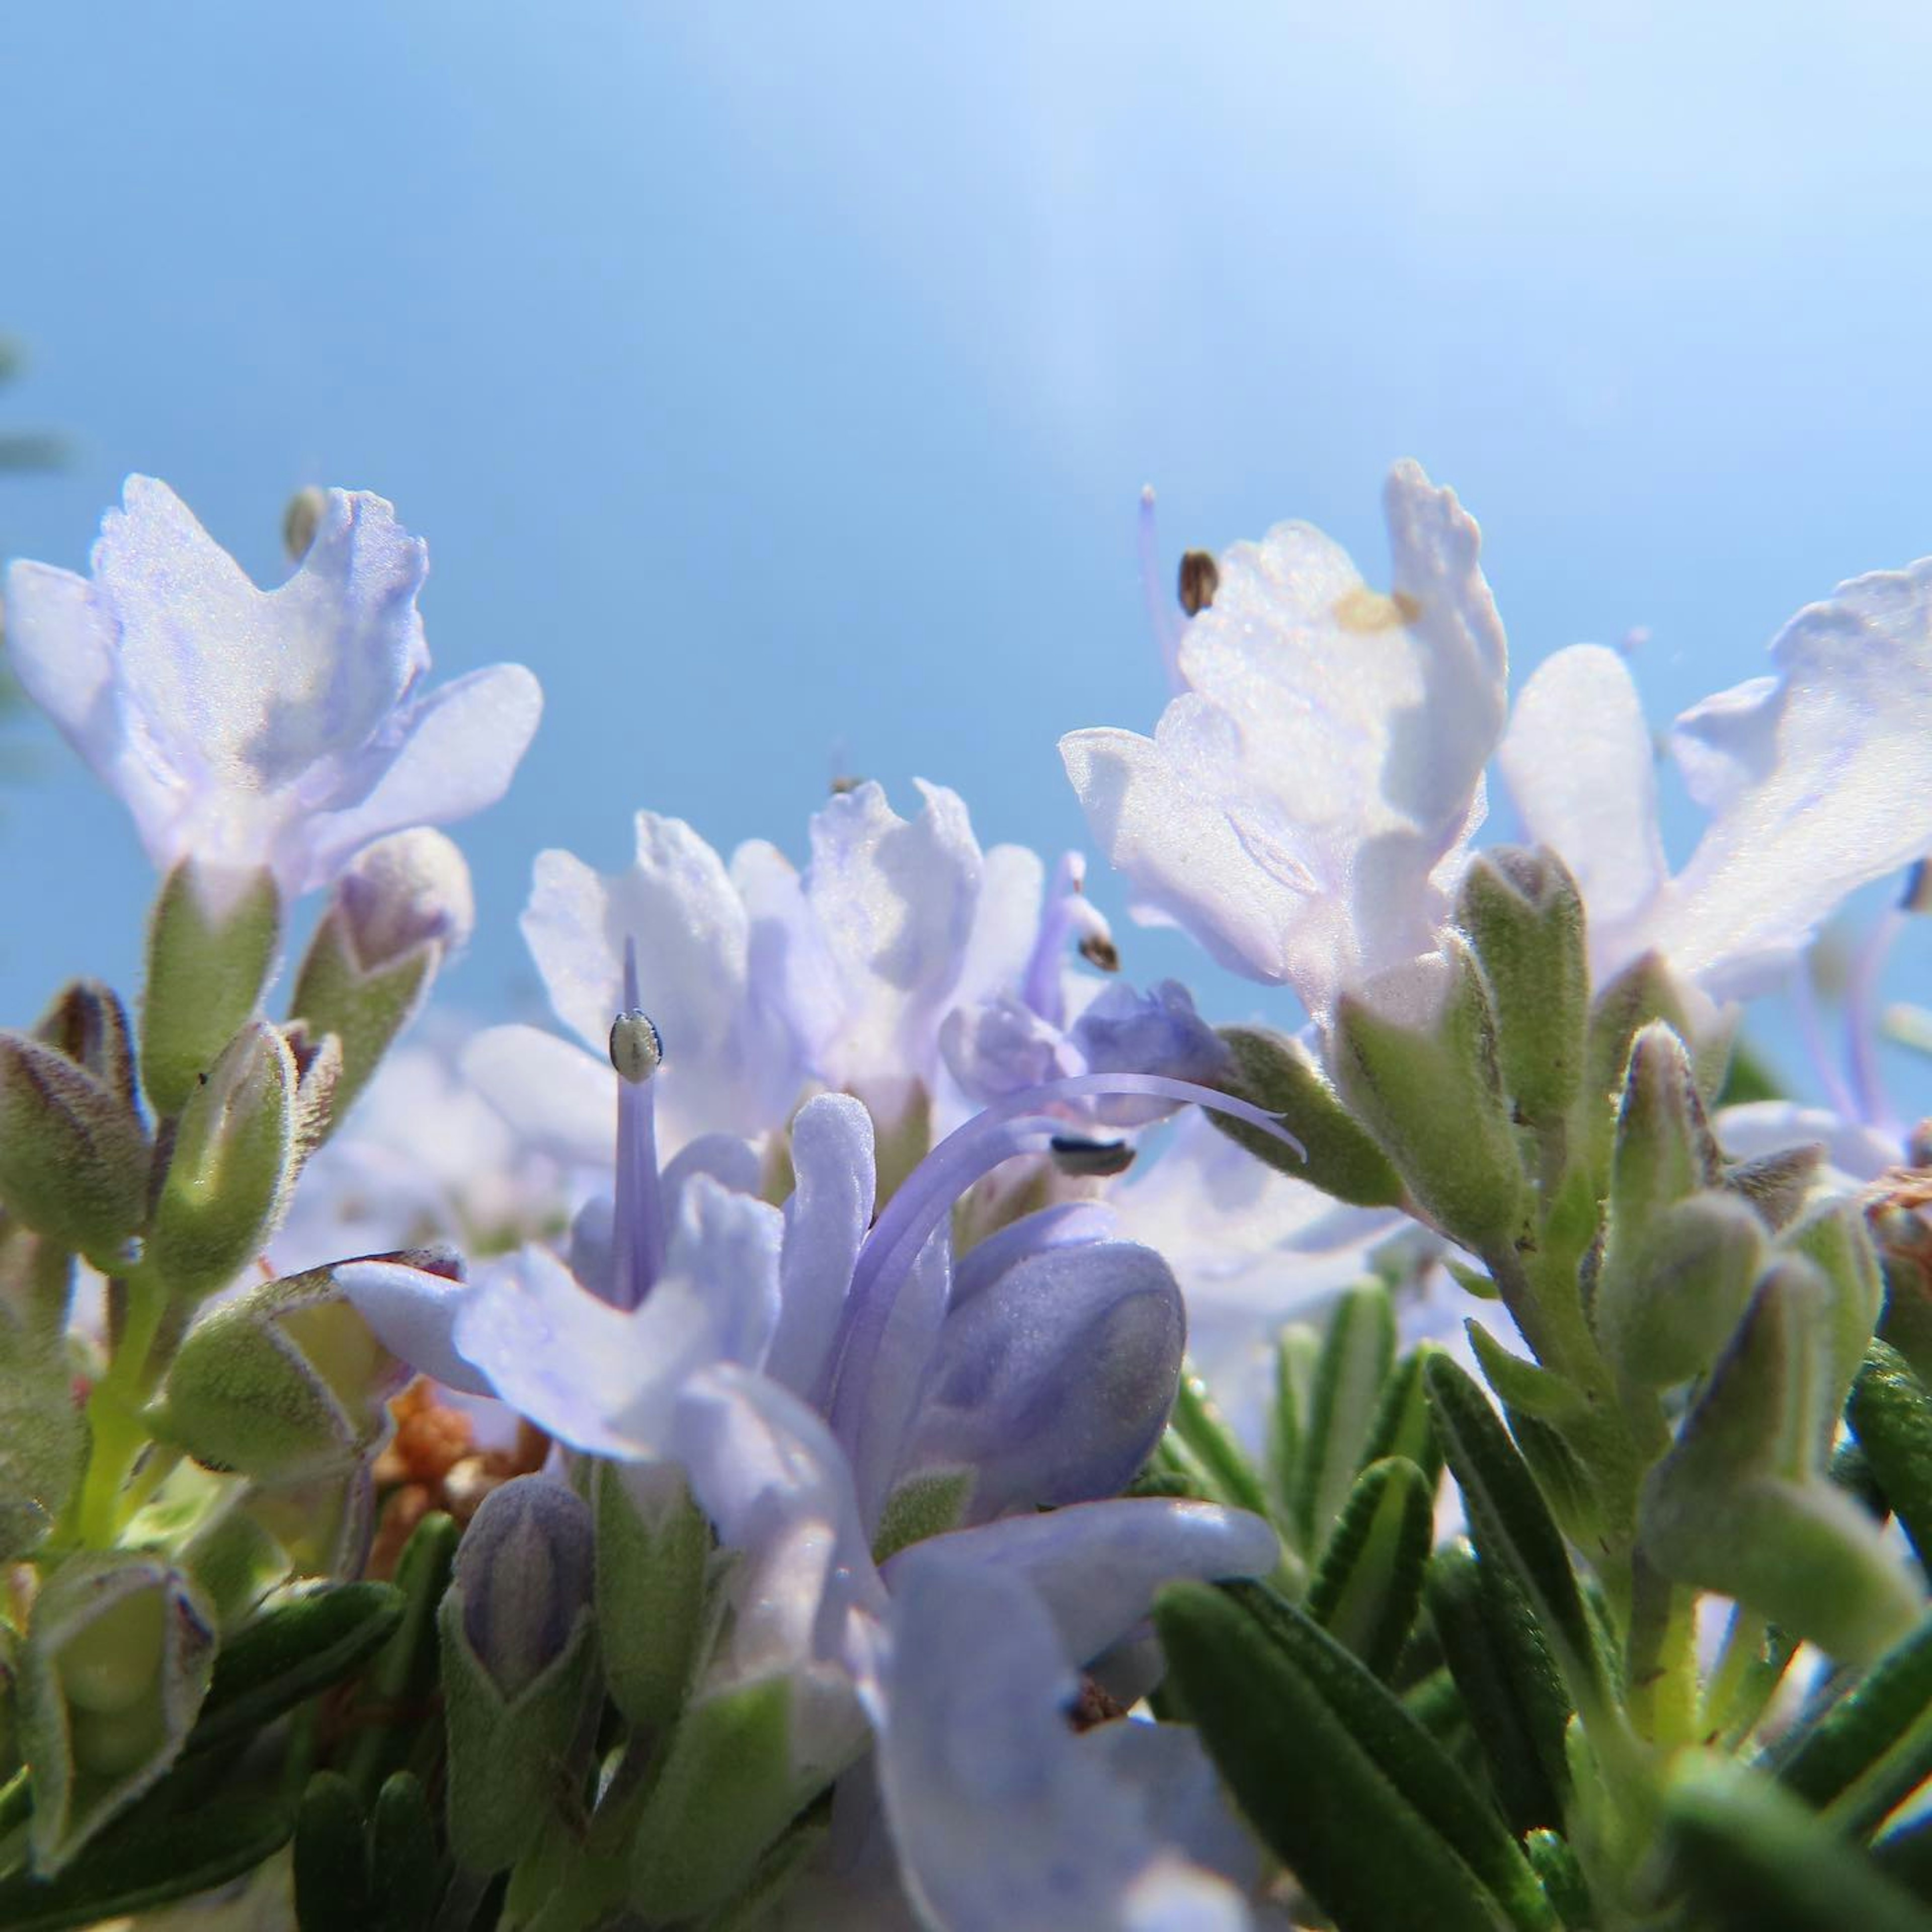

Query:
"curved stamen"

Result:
[[1019, 853, 1085, 1026], [607, 938, 666, 1311], [1789, 954, 1860, 1124], [1138, 486, 1186, 696], [1845, 863, 1930, 1133], [816, 1072, 1301, 1442]]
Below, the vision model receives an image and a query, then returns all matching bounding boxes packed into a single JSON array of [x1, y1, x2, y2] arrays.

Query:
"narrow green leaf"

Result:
[[1850, 1343, 1932, 1586], [188, 1582, 404, 1757], [1291, 1283, 1397, 1554], [1875, 1814, 1932, 1904], [1158, 1580, 1553, 1932], [1360, 1344, 1445, 1489], [1522, 1830, 1592, 1929], [1663, 1754, 1932, 1932], [293, 1772, 371, 1932], [1426, 1539, 1571, 1834], [1424, 1355, 1607, 1716], [0, 1795, 290, 1930], [1465, 1322, 1585, 1425], [340, 1512, 457, 1802], [369, 1772, 443, 1932], [1169, 1372, 1271, 1520], [1305, 1458, 1433, 1678], [1779, 1614, 1932, 1818]]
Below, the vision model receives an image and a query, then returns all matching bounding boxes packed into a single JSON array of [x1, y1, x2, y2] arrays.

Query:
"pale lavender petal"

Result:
[[1716, 1099, 1898, 1186], [940, 994, 1082, 1107], [452, 1246, 653, 1455], [1649, 560, 1932, 992], [901, 1241, 1184, 1520], [766, 1094, 877, 1399], [878, 1557, 1253, 1932], [462, 1023, 612, 1170], [949, 1201, 1116, 1308], [1669, 673, 1780, 816], [890, 1498, 1277, 1667], [521, 814, 801, 1148], [803, 780, 984, 1101], [846, 1227, 951, 1537], [1064, 464, 1502, 1015], [335, 1257, 493, 1397], [659, 1172, 785, 1370], [952, 842, 1047, 1010], [1498, 644, 1667, 963], [292, 661, 541, 893]]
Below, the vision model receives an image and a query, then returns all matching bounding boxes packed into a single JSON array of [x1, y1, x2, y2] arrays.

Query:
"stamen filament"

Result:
[[608, 938, 667, 1311], [816, 1072, 1300, 1443]]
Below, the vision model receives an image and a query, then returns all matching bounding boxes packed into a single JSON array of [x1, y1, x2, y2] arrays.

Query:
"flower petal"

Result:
[[766, 1094, 877, 1399], [1497, 643, 1666, 961], [334, 1257, 493, 1397], [1648, 560, 1932, 992], [294, 661, 541, 892], [887, 1497, 1278, 1668], [878, 1556, 1253, 1932]]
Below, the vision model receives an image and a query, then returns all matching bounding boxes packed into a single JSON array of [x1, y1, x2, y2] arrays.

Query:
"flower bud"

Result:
[[19, 1554, 216, 1873], [1331, 938, 1523, 1250], [455, 1476, 594, 1703], [0, 1029, 149, 1267], [1595, 1190, 1766, 1389], [439, 1476, 597, 1874], [149, 1021, 298, 1299], [141, 859, 282, 1118], [289, 831, 473, 1130], [151, 1263, 405, 1481], [1782, 1197, 1885, 1421], [34, 979, 137, 1113], [1455, 846, 1587, 1127], [1640, 1260, 1919, 1662], [1209, 1024, 1405, 1207], [597, 1462, 709, 1732], [1603, 1023, 1721, 1241], [1579, 952, 1727, 1182]]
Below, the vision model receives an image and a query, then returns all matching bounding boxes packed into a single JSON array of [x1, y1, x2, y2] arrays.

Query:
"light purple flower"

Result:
[[3, 478, 540, 897], [1061, 462, 1508, 1020], [1498, 563, 1932, 1001]]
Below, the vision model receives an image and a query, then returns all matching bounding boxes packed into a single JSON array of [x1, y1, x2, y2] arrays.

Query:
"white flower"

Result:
[[1060, 462, 1507, 1020], [3, 477, 540, 896], [1498, 558, 1932, 999]]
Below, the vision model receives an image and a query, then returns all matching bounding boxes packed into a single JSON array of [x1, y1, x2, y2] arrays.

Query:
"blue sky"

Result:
[[5, 1, 1932, 1104]]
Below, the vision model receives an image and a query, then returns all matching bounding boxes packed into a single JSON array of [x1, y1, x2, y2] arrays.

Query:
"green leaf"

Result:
[[1359, 1344, 1444, 1488], [0, 1792, 290, 1930], [1157, 1580, 1554, 1932], [1424, 1355, 1607, 1716], [1169, 1370, 1271, 1520], [1777, 1613, 1932, 1837], [1305, 1458, 1433, 1678], [340, 1511, 457, 1802], [1850, 1343, 1932, 1587], [188, 1582, 404, 1758], [1426, 1539, 1571, 1834], [1662, 1753, 1932, 1932], [1522, 1830, 1592, 1929], [1464, 1322, 1585, 1426], [1290, 1283, 1397, 1555], [1209, 1025, 1407, 1207], [293, 1771, 371, 1932], [369, 1772, 443, 1932]]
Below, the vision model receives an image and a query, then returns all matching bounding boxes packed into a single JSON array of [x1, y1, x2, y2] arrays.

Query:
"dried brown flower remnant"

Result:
[[368, 1379, 550, 1578]]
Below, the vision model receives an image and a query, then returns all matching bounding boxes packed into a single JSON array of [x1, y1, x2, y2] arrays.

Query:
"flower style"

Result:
[[1061, 462, 1508, 1020], [1497, 560, 1932, 1002], [2, 477, 541, 897]]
